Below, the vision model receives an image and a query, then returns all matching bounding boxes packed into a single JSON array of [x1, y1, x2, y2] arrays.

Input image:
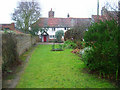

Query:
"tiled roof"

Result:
[[92, 11, 118, 22], [92, 15, 108, 22], [36, 17, 91, 28], [0, 23, 23, 34]]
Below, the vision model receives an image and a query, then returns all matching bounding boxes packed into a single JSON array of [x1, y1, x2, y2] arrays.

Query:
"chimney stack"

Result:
[[67, 13, 70, 18], [101, 6, 107, 16], [48, 8, 54, 18]]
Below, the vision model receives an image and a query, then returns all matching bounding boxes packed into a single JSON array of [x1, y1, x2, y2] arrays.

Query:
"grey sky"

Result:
[[0, 0, 118, 24]]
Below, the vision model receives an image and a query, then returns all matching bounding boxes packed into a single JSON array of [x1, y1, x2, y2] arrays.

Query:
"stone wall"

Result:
[[1, 33, 39, 89], [2, 33, 39, 56], [15, 34, 32, 56], [31, 36, 39, 45], [15, 34, 39, 56]]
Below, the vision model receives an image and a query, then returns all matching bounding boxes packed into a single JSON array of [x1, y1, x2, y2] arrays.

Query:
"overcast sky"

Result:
[[0, 0, 118, 24]]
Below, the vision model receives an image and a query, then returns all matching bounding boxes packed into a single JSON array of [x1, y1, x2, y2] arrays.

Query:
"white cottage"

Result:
[[35, 8, 91, 42]]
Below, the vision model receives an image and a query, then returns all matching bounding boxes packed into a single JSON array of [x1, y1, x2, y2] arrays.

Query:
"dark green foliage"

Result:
[[30, 24, 40, 35], [63, 40, 77, 49], [75, 41, 86, 49], [2, 33, 20, 72], [55, 30, 64, 43], [83, 20, 120, 80]]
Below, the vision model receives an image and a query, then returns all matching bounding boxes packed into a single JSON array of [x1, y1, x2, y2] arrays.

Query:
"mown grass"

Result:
[[16, 45, 116, 88]]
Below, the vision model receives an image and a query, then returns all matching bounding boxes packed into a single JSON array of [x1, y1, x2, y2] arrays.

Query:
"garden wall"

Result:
[[2, 33, 38, 56], [2, 33, 39, 72]]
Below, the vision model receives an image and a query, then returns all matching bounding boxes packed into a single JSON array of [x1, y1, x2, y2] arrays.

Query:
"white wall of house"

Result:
[[38, 27, 70, 39]]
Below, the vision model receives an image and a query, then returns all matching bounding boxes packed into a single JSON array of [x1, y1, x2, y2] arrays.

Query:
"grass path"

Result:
[[16, 45, 116, 88]]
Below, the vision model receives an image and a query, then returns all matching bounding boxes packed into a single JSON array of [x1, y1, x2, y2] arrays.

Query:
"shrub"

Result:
[[64, 30, 72, 41], [63, 40, 77, 49], [55, 30, 64, 43], [83, 20, 120, 80], [80, 46, 92, 56], [64, 23, 88, 42], [75, 41, 86, 49], [30, 24, 40, 36]]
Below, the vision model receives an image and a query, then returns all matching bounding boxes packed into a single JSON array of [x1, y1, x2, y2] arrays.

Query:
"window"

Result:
[[53, 35, 55, 38], [49, 35, 53, 38], [52, 28, 55, 31], [49, 35, 55, 39], [64, 27, 67, 30]]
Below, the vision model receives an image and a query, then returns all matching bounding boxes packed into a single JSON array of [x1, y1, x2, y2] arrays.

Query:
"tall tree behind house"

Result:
[[12, 1, 41, 33]]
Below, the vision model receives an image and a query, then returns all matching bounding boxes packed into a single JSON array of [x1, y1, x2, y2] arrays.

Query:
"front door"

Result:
[[44, 36, 47, 42]]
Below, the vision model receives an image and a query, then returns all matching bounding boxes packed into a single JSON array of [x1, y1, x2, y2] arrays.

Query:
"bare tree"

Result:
[[64, 21, 90, 42], [12, 1, 41, 33], [103, 1, 119, 21]]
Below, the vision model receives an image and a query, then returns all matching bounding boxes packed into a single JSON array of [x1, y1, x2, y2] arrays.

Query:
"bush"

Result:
[[83, 20, 120, 80], [30, 24, 40, 36], [63, 40, 77, 49], [75, 41, 86, 49], [64, 30, 72, 41], [55, 30, 64, 43], [64, 24, 87, 42], [80, 46, 92, 56]]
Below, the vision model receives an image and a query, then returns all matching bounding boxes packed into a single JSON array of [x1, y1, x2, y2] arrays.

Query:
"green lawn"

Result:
[[16, 45, 116, 88]]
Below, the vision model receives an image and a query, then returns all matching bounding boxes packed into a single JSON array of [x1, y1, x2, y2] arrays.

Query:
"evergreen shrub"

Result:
[[63, 40, 77, 49], [83, 20, 120, 80]]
